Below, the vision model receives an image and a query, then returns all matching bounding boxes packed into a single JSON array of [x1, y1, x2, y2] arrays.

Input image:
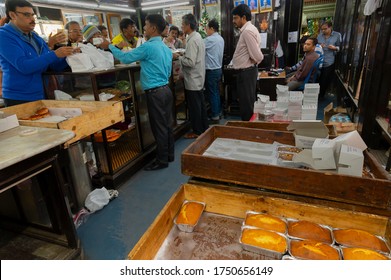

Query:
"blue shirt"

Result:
[[317, 31, 342, 67], [204, 32, 224, 70], [109, 36, 172, 91]]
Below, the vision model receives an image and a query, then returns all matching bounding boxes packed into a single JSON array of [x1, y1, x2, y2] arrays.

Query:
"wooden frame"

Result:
[[106, 13, 122, 41]]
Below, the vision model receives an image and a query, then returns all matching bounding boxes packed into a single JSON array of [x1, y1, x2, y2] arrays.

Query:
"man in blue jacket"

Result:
[[0, 0, 75, 106]]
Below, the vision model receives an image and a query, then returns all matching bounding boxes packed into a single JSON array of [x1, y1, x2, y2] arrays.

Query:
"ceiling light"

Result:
[[99, 4, 136, 13], [141, 0, 179, 6], [142, 1, 190, 11], [31, 0, 136, 13]]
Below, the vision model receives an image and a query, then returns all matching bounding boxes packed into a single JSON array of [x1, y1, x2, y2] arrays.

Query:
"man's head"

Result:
[[6, 0, 36, 33], [303, 37, 317, 53], [206, 19, 219, 36], [82, 25, 101, 44], [169, 25, 180, 39], [120, 18, 135, 40], [162, 21, 169, 37], [181, 14, 197, 35], [144, 14, 166, 38], [97, 25, 108, 39], [320, 21, 333, 36], [65, 21, 82, 43], [232, 4, 251, 29]]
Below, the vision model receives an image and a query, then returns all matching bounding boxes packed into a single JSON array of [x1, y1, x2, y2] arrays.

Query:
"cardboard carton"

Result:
[[332, 130, 367, 158], [312, 138, 336, 170], [337, 144, 364, 177], [0, 113, 19, 133], [287, 120, 329, 149]]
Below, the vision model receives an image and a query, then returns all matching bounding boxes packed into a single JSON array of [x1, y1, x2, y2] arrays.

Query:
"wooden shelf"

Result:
[[376, 116, 391, 144], [336, 71, 359, 108]]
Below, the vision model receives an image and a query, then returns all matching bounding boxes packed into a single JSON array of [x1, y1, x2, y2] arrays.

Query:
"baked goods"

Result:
[[277, 146, 302, 153], [36, 107, 49, 115], [244, 213, 286, 233], [20, 107, 50, 121], [278, 153, 294, 161], [333, 228, 390, 253], [290, 239, 340, 260], [176, 201, 204, 226], [93, 130, 121, 142], [288, 220, 332, 244], [241, 228, 287, 253], [342, 247, 389, 260]]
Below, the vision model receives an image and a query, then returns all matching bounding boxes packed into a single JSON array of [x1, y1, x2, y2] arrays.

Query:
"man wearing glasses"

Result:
[[0, 0, 75, 106]]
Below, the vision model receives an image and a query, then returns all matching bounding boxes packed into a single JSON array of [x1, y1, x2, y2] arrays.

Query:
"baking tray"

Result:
[[286, 218, 334, 244], [288, 239, 342, 260], [243, 211, 287, 234], [340, 246, 391, 260], [173, 200, 205, 233]]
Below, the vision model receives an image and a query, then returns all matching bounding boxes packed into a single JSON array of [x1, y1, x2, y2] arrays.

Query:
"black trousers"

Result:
[[3, 98, 30, 107], [236, 66, 258, 121], [185, 89, 209, 135], [319, 64, 336, 98], [146, 85, 174, 164]]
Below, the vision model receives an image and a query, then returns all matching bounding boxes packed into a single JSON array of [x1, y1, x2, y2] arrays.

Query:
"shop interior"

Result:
[[0, 0, 391, 261]]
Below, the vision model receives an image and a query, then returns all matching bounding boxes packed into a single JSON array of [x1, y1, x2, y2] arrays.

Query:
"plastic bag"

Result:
[[79, 44, 114, 70], [66, 53, 94, 72], [85, 187, 110, 213]]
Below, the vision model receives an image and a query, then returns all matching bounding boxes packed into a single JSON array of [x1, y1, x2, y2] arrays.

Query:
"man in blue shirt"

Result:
[[103, 14, 174, 171], [317, 20, 342, 99], [204, 19, 224, 121]]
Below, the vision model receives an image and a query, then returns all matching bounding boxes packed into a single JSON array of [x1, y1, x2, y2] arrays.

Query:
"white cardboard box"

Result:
[[332, 130, 367, 157], [287, 120, 329, 149], [312, 138, 336, 170], [0, 113, 19, 133], [337, 144, 364, 177]]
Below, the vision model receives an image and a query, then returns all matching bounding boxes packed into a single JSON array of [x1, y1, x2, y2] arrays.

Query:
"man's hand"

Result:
[[116, 40, 130, 50], [99, 39, 110, 50], [328, 45, 338, 51], [48, 32, 66, 49], [173, 52, 182, 60], [54, 46, 77, 58]]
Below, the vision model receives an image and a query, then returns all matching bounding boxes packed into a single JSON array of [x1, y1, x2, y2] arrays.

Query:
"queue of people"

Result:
[[0, 1, 341, 171]]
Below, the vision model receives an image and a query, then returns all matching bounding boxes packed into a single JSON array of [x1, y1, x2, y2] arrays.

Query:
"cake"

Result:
[[241, 228, 287, 253], [333, 228, 390, 253], [175, 201, 204, 226], [290, 239, 340, 260], [244, 213, 286, 233], [342, 247, 389, 260], [288, 220, 332, 244]]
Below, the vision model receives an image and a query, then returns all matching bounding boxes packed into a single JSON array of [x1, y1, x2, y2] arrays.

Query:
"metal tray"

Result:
[[286, 218, 334, 244], [340, 246, 391, 260], [288, 239, 342, 260], [239, 225, 289, 260], [243, 211, 288, 234], [173, 200, 206, 233]]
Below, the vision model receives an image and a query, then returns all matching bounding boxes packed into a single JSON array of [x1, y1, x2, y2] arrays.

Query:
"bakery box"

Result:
[[0, 100, 124, 147], [181, 125, 391, 210], [128, 181, 391, 260]]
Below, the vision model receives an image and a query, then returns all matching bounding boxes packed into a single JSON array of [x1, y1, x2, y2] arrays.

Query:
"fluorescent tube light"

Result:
[[31, 0, 136, 13], [142, 1, 190, 11], [141, 0, 180, 6], [99, 5, 136, 13]]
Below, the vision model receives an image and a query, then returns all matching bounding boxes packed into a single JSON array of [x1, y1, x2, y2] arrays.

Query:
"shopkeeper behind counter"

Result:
[[0, 0, 75, 107]]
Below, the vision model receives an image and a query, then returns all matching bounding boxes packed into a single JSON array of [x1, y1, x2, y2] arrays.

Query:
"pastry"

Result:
[[176, 201, 204, 226], [20, 107, 50, 121], [277, 146, 302, 153], [290, 239, 340, 260], [333, 228, 389, 253], [244, 213, 286, 233], [288, 220, 332, 244], [342, 247, 389, 260], [241, 228, 287, 253], [278, 153, 294, 161]]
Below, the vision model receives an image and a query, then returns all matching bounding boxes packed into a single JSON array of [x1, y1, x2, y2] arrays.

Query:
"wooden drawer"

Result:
[[0, 100, 124, 147], [181, 125, 391, 210], [128, 181, 391, 260]]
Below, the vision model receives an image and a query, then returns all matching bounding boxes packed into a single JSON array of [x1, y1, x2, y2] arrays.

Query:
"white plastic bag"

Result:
[[79, 44, 114, 70], [66, 53, 94, 72], [85, 187, 110, 213]]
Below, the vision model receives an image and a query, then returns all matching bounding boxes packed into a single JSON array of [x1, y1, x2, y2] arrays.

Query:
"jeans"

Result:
[[205, 68, 222, 118]]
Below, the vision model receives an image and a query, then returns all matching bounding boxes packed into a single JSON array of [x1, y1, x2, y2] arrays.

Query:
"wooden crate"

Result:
[[0, 100, 124, 146], [128, 181, 391, 260], [226, 121, 338, 137], [181, 125, 391, 210]]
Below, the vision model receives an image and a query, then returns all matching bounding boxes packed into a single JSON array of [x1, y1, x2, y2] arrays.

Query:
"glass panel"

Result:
[[108, 14, 121, 38], [63, 12, 83, 26], [84, 14, 101, 26]]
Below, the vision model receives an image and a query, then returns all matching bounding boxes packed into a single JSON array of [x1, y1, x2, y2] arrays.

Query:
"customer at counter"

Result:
[[101, 14, 174, 171], [174, 14, 209, 139], [230, 4, 264, 121], [112, 18, 138, 50], [82, 25, 110, 50], [0, 0, 75, 106]]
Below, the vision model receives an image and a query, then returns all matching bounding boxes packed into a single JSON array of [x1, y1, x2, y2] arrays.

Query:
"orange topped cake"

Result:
[[333, 228, 389, 253], [241, 228, 287, 253], [290, 239, 340, 260], [176, 201, 204, 226], [288, 220, 332, 244], [342, 247, 389, 260], [244, 213, 286, 233]]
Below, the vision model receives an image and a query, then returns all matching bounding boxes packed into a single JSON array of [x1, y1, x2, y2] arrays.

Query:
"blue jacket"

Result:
[[0, 23, 68, 101]]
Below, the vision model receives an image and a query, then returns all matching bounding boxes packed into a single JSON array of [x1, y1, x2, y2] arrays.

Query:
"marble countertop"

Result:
[[0, 126, 75, 170]]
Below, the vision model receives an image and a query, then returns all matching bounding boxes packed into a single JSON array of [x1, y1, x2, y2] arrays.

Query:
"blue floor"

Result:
[[77, 96, 335, 260]]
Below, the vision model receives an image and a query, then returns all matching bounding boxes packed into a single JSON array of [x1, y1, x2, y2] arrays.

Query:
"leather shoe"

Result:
[[184, 132, 199, 139], [144, 160, 168, 171]]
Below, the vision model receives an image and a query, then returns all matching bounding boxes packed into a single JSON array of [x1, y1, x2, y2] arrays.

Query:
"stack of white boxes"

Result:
[[302, 83, 320, 120], [288, 91, 303, 120]]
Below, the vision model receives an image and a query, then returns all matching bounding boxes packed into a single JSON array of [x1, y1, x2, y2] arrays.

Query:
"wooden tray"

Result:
[[0, 100, 124, 147], [181, 125, 391, 210], [128, 182, 391, 260]]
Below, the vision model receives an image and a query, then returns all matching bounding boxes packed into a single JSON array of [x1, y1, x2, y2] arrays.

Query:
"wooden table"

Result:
[[257, 71, 286, 101]]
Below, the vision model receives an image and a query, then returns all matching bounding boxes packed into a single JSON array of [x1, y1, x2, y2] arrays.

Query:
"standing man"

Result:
[[112, 18, 137, 50], [0, 0, 75, 106], [317, 20, 341, 99], [204, 19, 224, 121], [101, 14, 174, 171], [231, 4, 264, 121], [163, 25, 183, 49], [174, 14, 208, 139]]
